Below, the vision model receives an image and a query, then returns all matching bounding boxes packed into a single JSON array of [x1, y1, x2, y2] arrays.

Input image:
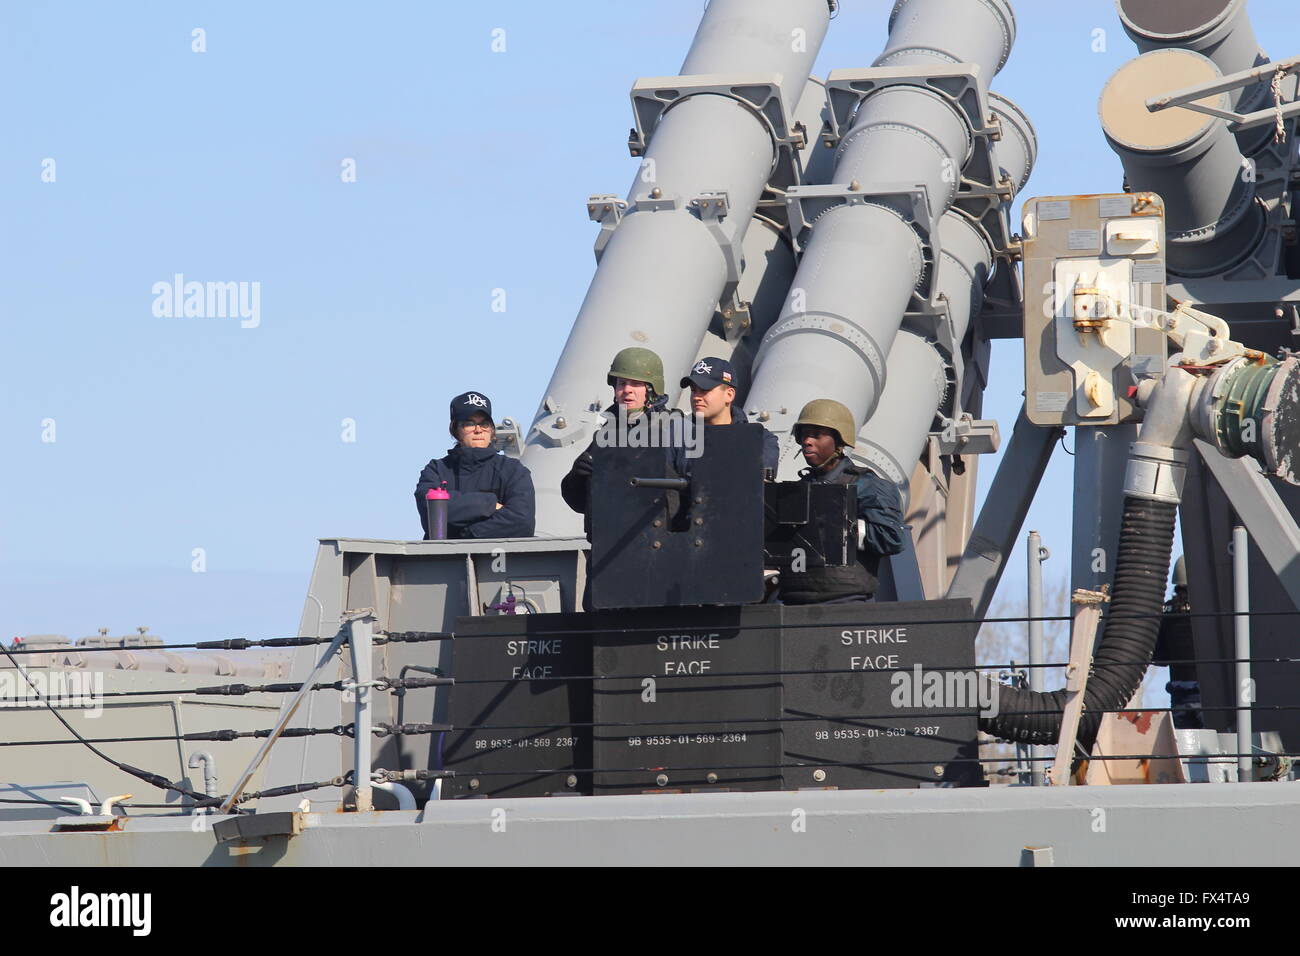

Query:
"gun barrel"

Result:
[[629, 477, 691, 491]]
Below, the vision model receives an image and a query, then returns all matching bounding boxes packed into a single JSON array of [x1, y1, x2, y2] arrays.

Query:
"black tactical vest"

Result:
[[778, 458, 880, 605]]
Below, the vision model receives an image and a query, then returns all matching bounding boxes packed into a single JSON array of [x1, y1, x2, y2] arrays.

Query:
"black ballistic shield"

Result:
[[590, 421, 765, 608]]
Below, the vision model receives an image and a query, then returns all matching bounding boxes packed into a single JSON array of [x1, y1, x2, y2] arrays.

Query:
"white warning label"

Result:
[[1035, 391, 1070, 413], [1132, 260, 1165, 283], [1068, 229, 1101, 251], [1038, 200, 1071, 221], [1098, 196, 1134, 218]]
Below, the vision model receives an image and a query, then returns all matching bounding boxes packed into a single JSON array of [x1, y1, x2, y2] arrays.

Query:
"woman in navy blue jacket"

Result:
[[413, 391, 535, 539]]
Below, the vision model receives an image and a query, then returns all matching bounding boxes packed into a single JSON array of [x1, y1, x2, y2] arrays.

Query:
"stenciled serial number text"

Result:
[[627, 733, 749, 747], [814, 726, 940, 740], [474, 736, 579, 750]]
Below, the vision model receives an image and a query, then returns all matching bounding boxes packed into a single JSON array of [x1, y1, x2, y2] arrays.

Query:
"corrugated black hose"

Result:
[[979, 495, 1177, 748]]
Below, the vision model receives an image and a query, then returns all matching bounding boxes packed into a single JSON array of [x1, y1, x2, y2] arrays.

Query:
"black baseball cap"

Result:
[[450, 391, 494, 424], [680, 356, 736, 390]]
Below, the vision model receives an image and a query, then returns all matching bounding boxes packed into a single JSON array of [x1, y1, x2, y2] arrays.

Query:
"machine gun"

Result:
[[589, 421, 863, 608]]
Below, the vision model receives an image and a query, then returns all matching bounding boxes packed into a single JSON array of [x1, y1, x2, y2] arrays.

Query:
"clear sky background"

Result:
[[4, 0, 1297, 667]]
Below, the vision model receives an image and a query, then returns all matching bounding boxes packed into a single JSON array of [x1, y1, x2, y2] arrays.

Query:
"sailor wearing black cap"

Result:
[[678, 356, 779, 472], [413, 391, 535, 539]]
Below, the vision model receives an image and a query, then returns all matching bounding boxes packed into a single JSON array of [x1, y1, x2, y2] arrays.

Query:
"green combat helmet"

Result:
[[607, 347, 665, 396], [1172, 555, 1187, 588], [794, 399, 858, 448]]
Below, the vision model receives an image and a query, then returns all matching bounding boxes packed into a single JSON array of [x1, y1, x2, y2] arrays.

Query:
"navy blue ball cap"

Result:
[[680, 356, 736, 390], [450, 391, 494, 424]]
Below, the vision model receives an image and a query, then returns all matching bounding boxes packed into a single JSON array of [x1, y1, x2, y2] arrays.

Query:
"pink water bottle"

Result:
[[425, 484, 450, 540]]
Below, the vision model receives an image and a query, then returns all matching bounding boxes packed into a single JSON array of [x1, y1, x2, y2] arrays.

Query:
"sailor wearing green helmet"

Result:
[[561, 347, 669, 538], [778, 398, 906, 605], [560, 347, 674, 611], [606, 346, 666, 414]]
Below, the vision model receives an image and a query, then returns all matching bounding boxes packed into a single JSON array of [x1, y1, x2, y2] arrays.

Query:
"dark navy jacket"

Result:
[[414, 445, 535, 539], [831, 457, 907, 559], [561, 406, 644, 539]]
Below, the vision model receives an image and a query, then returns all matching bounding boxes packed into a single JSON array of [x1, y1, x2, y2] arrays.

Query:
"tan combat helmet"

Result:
[[794, 399, 858, 448], [607, 347, 665, 396]]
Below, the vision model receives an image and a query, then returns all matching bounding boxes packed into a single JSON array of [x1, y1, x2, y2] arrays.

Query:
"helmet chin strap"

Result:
[[798, 447, 844, 476]]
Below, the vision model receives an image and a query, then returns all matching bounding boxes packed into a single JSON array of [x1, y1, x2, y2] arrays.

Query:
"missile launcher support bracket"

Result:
[[811, 63, 1028, 425], [586, 194, 626, 258], [627, 72, 807, 190], [822, 64, 1016, 259], [785, 180, 974, 423], [929, 414, 1000, 458], [784, 182, 936, 275], [622, 72, 807, 328], [531, 394, 589, 449], [589, 188, 750, 336]]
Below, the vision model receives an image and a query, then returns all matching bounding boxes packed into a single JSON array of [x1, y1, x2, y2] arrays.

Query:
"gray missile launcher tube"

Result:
[[856, 90, 1036, 504], [745, 0, 1016, 477], [1115, 0, 1272, 154], [681, 77, 835, 410], [1100, 48, 1264, 277], [854, 211, 994, 500], [521, 0, 832, 534]]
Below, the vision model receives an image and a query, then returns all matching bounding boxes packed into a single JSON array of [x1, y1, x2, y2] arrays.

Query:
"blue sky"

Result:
[[4, 0, 1297, 651]]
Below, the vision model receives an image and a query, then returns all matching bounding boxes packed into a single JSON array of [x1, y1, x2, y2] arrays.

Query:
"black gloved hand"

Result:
[[572, 452, 594, 478]]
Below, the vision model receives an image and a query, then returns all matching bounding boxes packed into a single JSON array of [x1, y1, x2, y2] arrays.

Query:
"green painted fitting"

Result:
[[1215, 358, 1277, 458]]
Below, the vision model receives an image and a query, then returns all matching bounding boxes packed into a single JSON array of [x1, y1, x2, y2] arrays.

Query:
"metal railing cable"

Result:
[[0, 638, 219, 808], [380, 753, 1300, 777], [5, 603, 1296, 805], [6, 604, 1299, 659], [2, 635, 335, 656]]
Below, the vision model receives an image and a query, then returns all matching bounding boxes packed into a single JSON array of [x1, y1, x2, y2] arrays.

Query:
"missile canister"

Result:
[[1100, 48, 1264, 276]]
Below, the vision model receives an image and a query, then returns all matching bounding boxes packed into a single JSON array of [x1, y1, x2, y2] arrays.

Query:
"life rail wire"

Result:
[[0, 741, 1285, 804], [6, 655, 1297, 705], [1, 699, 1298, 749], [0, 637, 220, 808], [0, 730, 1272, 805], [2, 635, 337, 656], [0, 796, 184, 810], [0, 778, 348, 813], [414, 655, 1300, 685], [4, 604, 1299, 658], [5, 604, 1296, 802], [0, 725, 358, 748], [376, 753, 1300, 777], [8, 655, 1293, 703], [367, 606, 1300, 642], [324, 702, 1300, 735], [0, 674, 449, 701]]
